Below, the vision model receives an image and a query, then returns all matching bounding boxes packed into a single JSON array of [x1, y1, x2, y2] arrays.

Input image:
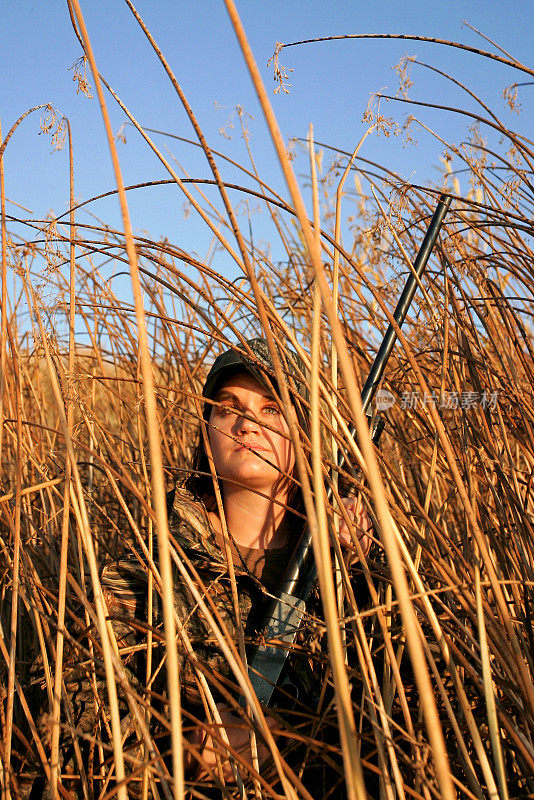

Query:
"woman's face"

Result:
[[207, 371, 295, 496]]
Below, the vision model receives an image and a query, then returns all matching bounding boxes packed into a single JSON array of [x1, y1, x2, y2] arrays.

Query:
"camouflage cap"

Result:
[[202, 337, 308, 410]]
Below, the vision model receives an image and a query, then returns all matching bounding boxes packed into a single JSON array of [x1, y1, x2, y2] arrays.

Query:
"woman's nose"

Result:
[[235, 409, 261, 433]]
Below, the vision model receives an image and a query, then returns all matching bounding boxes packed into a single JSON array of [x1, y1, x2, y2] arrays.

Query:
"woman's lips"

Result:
[[235, 441, 268, 452]]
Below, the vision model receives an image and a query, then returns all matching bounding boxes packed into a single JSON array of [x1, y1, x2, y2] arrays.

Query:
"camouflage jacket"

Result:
[[27, 489, 342, 798], [100, 486, 318, 713]]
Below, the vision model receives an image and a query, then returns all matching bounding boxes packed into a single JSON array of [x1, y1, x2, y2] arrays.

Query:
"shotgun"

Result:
[[246, 193, 451, 706]]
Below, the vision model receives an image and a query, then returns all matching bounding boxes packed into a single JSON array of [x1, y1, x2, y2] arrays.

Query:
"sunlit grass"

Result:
[[1, 3, 533, 798]]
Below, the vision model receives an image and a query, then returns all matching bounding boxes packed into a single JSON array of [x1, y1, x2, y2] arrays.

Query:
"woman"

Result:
[[28, 337, 372, 799], [166, 337, 372, 786]]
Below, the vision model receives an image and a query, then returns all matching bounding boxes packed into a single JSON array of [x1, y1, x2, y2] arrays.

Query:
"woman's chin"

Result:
[[224, 466, 280, 493]]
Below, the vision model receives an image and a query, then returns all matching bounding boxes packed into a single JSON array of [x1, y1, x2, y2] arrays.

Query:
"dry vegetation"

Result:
[[1, 2, 534, 799]]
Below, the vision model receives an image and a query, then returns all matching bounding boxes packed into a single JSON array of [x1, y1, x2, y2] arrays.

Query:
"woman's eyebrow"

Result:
[[214, 391, 236, 401], [214, 389, 275, 402], [213, 390, 242, 403]]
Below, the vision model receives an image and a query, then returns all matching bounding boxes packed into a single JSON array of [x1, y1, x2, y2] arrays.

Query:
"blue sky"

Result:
[[2, 1, 532, 290]]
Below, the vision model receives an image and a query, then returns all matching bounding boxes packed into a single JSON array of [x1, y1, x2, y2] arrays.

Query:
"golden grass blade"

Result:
[[223, 4, 456, 797], [309, 123, 370, 799], [3, 323, 22, 800], [68, 2, 184, 794], [475, 562, 510, 800], [49, 118, 88, 800], [330, 130, 375, 669]]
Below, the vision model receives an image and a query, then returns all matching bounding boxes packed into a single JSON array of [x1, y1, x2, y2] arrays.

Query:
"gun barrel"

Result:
[[360, 193, 451, 414], [282, 193, 451, 599]]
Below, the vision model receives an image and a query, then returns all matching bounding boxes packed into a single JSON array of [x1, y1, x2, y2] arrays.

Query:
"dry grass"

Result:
[[1, 3, 534, 799]]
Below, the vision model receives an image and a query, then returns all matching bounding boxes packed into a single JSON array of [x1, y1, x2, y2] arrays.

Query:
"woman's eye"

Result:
[[264, 405, 281, 416]]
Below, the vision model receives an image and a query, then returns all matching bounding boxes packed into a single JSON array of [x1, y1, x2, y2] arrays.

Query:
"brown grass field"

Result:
[[1, 2, 534, 798]]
